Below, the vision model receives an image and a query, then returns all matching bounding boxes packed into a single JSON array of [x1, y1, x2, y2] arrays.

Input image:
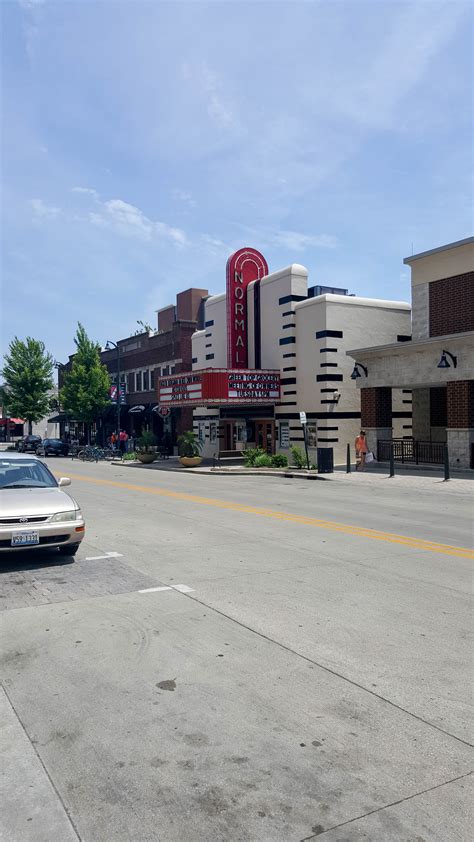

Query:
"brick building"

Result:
[[347, 238, 474, 468], [60, 287, 208, 447]]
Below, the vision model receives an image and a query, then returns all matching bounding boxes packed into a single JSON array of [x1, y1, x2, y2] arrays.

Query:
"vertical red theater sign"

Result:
[[226, 247, 268, 368]]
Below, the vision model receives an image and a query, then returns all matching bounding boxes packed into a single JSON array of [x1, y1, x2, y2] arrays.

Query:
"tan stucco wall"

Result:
[[407, 241, 474, 286]]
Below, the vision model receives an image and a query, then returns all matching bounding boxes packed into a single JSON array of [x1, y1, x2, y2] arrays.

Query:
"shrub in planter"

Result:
[[177, 430, 202, 458], [254, 453, 273, 468], [290, 445, 306, 469], [137, 430, 157, 463], [271, 453, 288, 468], [137, 430, 157, 453], [243, 447, 265, 467], [122, 451, 137, 461]]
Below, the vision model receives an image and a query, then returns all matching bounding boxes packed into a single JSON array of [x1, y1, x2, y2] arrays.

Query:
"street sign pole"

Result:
[[303, 424, 310, 471], [299, 411, 310, 471]]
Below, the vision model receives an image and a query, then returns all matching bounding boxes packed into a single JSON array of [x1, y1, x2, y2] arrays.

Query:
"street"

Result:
[[1, 461, 472, 841]]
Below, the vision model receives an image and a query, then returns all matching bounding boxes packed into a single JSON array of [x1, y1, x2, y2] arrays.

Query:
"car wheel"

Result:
[[58, 543, 80, 557]]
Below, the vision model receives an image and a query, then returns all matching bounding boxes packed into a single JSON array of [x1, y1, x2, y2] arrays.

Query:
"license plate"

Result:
[[11, 531, 40, 547]]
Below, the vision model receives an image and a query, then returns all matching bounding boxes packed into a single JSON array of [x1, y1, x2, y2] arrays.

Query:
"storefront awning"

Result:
[[47, 413, 68, 423], [0, 417, 24, 425]]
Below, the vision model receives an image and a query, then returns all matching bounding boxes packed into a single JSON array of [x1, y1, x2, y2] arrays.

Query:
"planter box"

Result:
[[179, 456, 203, 468], [137, 452, 157, 464]]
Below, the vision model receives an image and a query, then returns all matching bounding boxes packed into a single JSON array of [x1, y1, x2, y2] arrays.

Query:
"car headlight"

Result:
[[50, 509, 82, 522]]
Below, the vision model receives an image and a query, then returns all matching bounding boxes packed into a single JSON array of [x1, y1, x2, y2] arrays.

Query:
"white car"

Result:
[[0, 453, 85, 556]]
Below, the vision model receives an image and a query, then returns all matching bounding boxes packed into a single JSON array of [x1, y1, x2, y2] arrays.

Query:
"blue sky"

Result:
[[2, 0, 472, 363]]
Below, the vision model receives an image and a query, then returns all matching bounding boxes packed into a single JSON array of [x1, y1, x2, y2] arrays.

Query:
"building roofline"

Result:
[[295, 293, 410, 311], [346, 330, 474, 358], [403, 237, 474, 265]]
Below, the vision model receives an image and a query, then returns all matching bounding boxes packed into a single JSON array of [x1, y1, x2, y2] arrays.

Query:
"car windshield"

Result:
[[46, 439, 61, 445], [0, 459, 57, 489]]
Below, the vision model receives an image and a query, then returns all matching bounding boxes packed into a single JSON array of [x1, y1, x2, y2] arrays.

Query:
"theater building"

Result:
[[348, 238, 474, 469], [158, 247, 412, 464]]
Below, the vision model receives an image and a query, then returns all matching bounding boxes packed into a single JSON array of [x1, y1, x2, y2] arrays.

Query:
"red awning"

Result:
[[0, 417, 24, 425]]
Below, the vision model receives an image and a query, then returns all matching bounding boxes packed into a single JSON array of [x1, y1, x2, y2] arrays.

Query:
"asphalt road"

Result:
[[1, 460, 473, 841]]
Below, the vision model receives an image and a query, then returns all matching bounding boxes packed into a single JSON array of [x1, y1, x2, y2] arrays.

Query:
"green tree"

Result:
[[1, 337, 54, 433], [60, 323, 110, 441]]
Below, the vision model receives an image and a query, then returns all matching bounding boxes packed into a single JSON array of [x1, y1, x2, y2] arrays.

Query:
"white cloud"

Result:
[[87, 196, 188, 247], [183, 61, 240, 132], [28, 198, 61, 219], [71, 186, 99, 198]]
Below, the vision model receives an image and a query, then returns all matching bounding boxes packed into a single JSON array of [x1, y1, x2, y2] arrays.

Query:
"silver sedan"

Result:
[[0, 453, 85, 556]]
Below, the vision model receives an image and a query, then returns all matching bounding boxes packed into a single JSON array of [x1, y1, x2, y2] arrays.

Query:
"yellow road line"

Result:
[[60, 471, 474, 559]]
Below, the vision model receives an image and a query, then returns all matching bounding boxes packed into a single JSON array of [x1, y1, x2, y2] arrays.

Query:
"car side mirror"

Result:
[[58, 477, 71, 487]]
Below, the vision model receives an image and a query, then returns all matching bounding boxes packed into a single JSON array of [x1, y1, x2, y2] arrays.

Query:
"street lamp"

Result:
[[437, 350, 457, 369], [105, 340, 121, 440], [350, 362, 368, 380]]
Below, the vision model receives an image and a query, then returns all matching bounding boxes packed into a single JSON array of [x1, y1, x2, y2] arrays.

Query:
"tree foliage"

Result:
[[60, 323, 110, 422], [1, 337, 54, 426]]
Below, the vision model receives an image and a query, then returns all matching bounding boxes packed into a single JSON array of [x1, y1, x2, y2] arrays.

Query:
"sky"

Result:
[[1, 0, 472, 364]]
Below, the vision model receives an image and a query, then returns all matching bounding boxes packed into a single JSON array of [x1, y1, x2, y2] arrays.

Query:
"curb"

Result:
[[109, 461, 326, 480]]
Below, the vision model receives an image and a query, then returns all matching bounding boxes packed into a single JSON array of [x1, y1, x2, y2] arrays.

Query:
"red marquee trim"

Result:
[[226, 247, 268, 368]]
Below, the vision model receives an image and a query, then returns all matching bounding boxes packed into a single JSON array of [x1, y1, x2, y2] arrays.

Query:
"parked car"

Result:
[[17, 435, 42, 453], [0, 454, 85, 557], [37, 438, 69, 457]]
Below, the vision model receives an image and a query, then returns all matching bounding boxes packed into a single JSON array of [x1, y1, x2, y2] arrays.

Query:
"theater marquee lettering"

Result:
[[228, 372, 280, 400], [159, 373, 203, 403], [226, 248, 268, 369]]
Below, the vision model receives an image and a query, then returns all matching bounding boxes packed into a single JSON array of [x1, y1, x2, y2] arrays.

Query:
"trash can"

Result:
[[317, 447, 334, 474]]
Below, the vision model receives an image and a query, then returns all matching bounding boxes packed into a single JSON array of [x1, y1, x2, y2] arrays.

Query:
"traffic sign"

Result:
[[299, 411, 307, 425]]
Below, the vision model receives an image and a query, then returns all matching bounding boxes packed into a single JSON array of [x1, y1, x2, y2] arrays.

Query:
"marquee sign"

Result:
[[158, 369, 280, 407], [226, 247, 268, 369]]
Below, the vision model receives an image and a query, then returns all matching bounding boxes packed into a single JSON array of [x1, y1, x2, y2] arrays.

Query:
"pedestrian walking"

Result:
[[119, 430, 128, 455], [355, 430, 368, 471]]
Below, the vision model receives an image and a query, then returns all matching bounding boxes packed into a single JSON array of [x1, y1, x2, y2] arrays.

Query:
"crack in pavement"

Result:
[[1, 682, 83, 840], [299, 770, 473, 839], [175, 590, 473, 749]]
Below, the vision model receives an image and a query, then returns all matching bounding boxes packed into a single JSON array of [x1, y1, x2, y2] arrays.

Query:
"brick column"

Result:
[[446, 381, 474, 468], [360, 387, 393, 456]]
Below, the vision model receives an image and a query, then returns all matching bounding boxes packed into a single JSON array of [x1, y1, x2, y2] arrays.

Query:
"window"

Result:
[[316, 374, 343, 382], [136, 371, 142, 391], [143, 370, 149, 391], [205, 319, 214, 327], [206, 353, 214, 360], [150, 369, 155, 390], [279, 337, 296, 345], [127, 373, 134, 393], [198, 422, 206, 443]]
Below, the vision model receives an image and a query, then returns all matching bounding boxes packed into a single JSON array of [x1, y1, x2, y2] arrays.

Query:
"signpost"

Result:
[[299, 411, 310, 471]]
